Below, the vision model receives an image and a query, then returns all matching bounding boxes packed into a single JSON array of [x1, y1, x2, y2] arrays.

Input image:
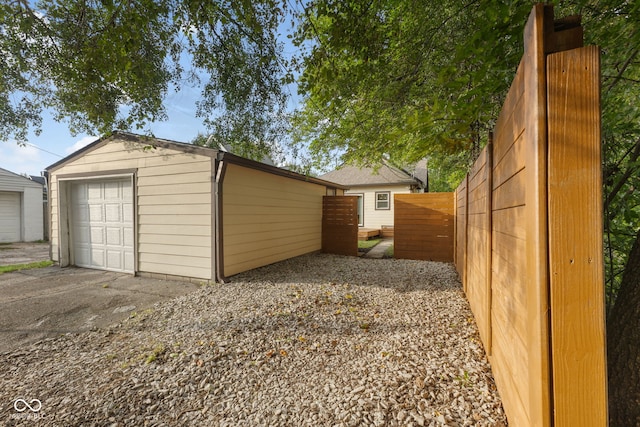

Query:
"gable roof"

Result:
[[319, 162, 424, 188], [46, 131, 348, 190], [0, 167, 44, 188]]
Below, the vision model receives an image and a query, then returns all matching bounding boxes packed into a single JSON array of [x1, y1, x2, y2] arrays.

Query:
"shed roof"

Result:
[[0, 167, 44, 188], [46, 131, 348, 190], [319, 162, 423, 187]]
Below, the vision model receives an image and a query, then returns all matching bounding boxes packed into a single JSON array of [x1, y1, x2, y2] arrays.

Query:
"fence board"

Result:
[[322, 196, 358, 256], [547, 46, 607, 426], [394, 193, 454, 262]]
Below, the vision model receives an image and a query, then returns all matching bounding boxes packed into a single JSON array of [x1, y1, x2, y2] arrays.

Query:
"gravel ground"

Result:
[[1, 254, 506, 426]]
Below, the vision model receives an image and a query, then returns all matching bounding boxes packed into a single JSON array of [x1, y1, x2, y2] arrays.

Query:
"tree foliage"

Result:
[[0, 0, 288, 158], [290, 0, 533, 177]]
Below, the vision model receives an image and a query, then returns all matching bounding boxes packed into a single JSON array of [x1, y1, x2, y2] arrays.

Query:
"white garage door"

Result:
[[0, 191, 21, 242], [71, 178, 134, 273]]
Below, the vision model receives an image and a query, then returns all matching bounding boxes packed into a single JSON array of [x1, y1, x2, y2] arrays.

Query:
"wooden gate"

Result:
[[394, 193, 454, 262], [322, 196, 358, 256]]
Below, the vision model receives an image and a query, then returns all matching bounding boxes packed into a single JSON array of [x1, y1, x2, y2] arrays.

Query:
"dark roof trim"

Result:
[[46, 131, 217, 172], [343, 179, 419, 188], [0, 167, 44, 187], [219, 151, 348, 190], [46, 131, 348, 190]]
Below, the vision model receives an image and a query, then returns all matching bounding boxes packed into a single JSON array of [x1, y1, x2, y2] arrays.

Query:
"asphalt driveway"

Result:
[[0, 265, 201, 352]]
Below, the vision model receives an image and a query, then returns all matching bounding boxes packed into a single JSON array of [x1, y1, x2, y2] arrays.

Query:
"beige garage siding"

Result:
[[222, 163, 325, 277], [50, 138, 213, 279]]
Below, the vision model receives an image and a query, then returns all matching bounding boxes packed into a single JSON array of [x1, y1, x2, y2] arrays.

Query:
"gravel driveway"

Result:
[[1, 254, 506, 426]]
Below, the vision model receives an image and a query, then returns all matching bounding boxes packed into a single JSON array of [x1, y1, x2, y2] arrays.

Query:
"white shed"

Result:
[[0, 167, 44, 242]]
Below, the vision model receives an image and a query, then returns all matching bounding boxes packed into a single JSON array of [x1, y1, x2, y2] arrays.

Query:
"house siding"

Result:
[[0, 168, 44, 242], [222, 163, 325, 277], [346, 184, 413, 229], [49, 138, 213, 279]]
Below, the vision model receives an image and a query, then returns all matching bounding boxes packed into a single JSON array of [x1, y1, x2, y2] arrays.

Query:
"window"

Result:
[[356, 194, 364, 226], [375, 192, 390, 210]]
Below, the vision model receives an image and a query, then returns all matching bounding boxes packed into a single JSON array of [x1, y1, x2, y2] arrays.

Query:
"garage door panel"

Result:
[[123, 204, 134, 222], [106, 227, 122, 245], [75, 247, 90, 266], [106, 250, 123, 270], [0, 191, 21, 242], [90, 227, 104, 244], [72, 178, 134, 273], [87, 182, 102, 199], [89, 205, 103, 221], [105, 204, 122, 222]]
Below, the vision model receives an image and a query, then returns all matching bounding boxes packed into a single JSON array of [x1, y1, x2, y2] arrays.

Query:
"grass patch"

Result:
[[0, 260, 54, 274], [358, 238, 382, 250], [384, 245, 394, 258]]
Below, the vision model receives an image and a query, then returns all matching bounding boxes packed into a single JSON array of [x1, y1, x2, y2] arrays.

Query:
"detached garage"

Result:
[[46, 132, 345, 282], [0, 168, 44, 243]]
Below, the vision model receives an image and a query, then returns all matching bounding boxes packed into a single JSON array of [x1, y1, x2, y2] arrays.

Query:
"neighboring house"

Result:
[[46, 131, 346, 282], [319, 160, 427, 229], [0, 167, 44, 242]]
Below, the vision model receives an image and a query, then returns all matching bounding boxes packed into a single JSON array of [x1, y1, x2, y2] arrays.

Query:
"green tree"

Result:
[[0, 0, 289, 153], [290, 0, 530, 177]]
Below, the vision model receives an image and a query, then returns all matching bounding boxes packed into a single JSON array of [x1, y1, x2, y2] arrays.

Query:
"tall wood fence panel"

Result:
[[454, 5, 607, 426], [322, 196, 358, 257], [394, 193, 454, 262]]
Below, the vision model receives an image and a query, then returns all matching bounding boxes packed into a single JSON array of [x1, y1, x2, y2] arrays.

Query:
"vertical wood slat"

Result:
[[394, 193, 454, 262], [547, 46, 608, 426], [322, 196, 358, 257]]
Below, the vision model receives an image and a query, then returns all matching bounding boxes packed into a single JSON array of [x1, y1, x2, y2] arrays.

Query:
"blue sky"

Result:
[[0, 80, 213, 177], [0, 12, 306, 178]]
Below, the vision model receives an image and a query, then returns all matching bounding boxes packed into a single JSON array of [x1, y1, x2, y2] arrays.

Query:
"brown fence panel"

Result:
[[465, 144, 492, 355], [394, 193, 454, 262], [456, 5, 607, 426], [322, 196, 358, 256], [455, 4, 607, 426]]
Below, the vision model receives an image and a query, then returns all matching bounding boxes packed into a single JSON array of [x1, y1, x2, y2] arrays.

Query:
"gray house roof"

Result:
[[319, 161, 425, 188]]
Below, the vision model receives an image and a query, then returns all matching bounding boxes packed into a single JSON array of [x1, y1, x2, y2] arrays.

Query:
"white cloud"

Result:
[[0, 142, 45, 176], [65, 135, 98, 154]]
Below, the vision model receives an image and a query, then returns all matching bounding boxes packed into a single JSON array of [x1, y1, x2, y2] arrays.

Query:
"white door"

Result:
[[70, 178, 134, 273], [0, 191, 21, 242]]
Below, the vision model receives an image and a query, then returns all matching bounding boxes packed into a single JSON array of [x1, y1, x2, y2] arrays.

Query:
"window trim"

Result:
[[352, 193, 364, 226], [375, 191, 391, 210]]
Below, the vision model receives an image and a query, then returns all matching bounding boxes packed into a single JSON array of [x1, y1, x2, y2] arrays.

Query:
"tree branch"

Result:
[[605, 135, 640, 211], [606, 47, 639, 93]]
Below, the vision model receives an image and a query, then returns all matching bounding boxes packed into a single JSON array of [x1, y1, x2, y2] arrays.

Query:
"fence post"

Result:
[[547, 45, 607, 425]]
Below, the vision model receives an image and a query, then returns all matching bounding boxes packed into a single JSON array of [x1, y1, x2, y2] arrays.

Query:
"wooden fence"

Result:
[[454, 5, 607, 426], [322, 196, 358, 257], [394, 193, 454, 262]]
